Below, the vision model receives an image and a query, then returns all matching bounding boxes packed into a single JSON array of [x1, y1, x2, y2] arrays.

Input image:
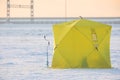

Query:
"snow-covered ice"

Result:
[[0, 23, 120, 80]]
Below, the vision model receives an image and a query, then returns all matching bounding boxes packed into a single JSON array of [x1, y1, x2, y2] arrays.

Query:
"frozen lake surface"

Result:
[[0, 20, 120, 80]]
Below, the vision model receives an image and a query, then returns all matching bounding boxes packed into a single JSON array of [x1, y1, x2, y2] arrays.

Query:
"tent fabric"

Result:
[[52, 19, 112, 68]]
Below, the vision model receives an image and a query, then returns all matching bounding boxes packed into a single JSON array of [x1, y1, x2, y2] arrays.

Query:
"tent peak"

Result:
[[79, 16, 84, 19]]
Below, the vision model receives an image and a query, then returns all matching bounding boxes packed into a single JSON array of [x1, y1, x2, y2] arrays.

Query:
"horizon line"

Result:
[[0, 17, 120, 19]]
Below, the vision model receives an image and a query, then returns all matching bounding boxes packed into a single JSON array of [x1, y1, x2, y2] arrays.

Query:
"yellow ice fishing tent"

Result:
[[52, 19, 112, 68]]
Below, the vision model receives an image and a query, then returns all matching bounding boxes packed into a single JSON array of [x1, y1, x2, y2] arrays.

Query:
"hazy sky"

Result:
[[0, 0, 120, 17]]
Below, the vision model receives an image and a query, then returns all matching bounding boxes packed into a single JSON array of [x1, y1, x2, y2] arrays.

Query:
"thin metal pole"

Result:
[[44, 35, 50, 68], [65, 0, 67, 21]]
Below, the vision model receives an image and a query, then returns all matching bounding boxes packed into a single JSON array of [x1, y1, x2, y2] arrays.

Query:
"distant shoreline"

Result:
[[0, 17, 120, 24], [0, 17, 120, 19]]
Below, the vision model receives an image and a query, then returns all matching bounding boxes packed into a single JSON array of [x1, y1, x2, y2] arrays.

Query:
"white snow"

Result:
[[0, 23, 120, 80]]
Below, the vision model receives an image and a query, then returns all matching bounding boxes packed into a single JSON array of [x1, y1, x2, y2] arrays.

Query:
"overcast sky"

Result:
[[0, 0, 120, 17]]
